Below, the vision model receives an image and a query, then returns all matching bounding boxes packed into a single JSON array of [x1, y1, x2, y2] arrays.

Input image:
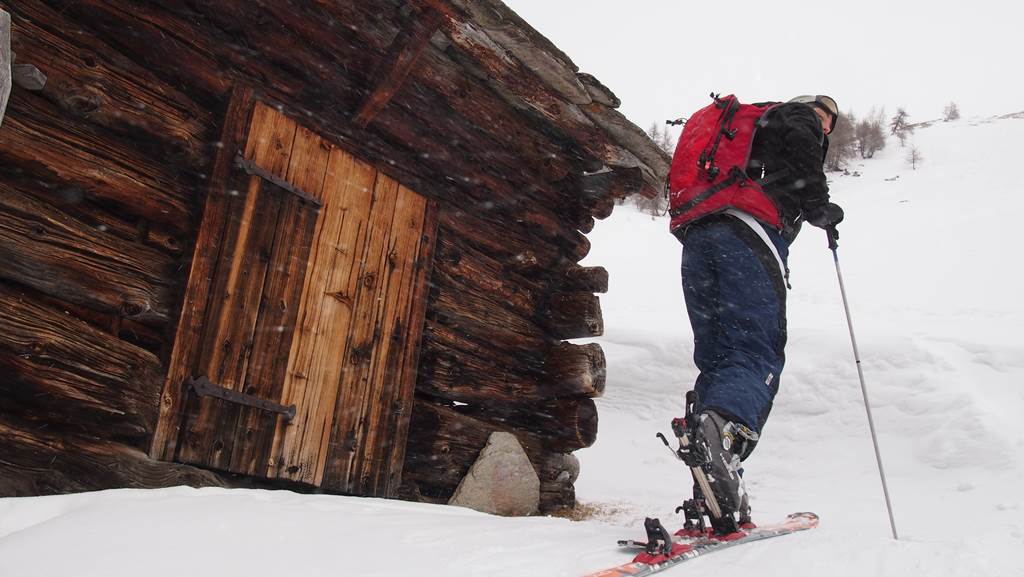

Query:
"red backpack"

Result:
[[668, 94, 781, 236]]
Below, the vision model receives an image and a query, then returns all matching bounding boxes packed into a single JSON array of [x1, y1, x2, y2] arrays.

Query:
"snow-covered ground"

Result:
[[2, 116, 1023, 576]]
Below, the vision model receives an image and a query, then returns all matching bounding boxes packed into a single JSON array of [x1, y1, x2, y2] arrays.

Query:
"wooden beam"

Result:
[[353, 7, 445, 129], [0, 181, 177, 323], [0, 89, 194, 234], [543, 342, 606, 399], [546, 292, 604, 339], [582, 167, 646, 202], [0, 283, 164, 439], [0, 413, 225, 497], [563, 266, 609, 294]]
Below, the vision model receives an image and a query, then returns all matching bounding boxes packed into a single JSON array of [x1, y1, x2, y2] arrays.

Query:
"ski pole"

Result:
[[826, 227, 899, 540]]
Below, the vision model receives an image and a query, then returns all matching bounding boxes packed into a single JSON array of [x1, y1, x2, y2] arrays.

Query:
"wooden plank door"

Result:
[[152, 98, 437, 497]]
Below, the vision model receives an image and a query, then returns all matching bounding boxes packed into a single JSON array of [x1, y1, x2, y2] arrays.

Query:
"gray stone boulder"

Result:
[[448, 431, 540, 516]]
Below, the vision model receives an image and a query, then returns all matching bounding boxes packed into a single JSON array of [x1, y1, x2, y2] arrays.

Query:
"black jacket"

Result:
[[746, 102, 831, 243]]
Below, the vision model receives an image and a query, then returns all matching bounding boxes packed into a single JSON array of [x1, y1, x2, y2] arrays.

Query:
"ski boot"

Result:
[[674, 392, 759, 535]]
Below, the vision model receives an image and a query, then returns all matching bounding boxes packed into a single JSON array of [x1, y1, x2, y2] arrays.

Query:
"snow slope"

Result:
[[2, 117, 1023, 577]]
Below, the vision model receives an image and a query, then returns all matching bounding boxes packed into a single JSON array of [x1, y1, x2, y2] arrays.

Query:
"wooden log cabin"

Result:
[[0, 0, 670, 513]]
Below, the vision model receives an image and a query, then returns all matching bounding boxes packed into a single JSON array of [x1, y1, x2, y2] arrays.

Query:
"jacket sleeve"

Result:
[[776, 104, 830, 215]]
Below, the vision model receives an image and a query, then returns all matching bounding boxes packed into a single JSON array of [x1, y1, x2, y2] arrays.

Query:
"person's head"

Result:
[[789, 95, 839, 135]]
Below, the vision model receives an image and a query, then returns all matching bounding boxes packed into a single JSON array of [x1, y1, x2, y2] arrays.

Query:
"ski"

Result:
[[581, 512, 818, 577]]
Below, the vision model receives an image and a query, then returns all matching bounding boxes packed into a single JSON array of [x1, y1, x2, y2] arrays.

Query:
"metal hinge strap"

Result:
[[188, 375, 296, 421]]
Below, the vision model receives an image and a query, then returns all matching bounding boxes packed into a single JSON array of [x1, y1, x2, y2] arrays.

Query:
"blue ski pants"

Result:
[[680, 215, 789, 434]]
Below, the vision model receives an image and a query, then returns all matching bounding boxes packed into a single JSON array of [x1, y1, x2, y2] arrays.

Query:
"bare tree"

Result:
[[646, 122, 676, 155], [906, 145, 923, 170], [889, 108, 914, 147], [855, 109, 887, 159], [943, 101, 961, 122]]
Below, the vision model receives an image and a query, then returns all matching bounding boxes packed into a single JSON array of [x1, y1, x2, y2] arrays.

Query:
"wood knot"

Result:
[[361, 272, 376, 289], [120, 301, 147, 317], [65, 92, 103, 117]]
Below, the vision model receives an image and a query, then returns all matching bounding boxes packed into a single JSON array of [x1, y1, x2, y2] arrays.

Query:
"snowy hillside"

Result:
[[2, 116, 1023, 577]]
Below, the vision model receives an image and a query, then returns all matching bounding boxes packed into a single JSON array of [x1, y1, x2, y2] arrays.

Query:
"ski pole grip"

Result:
[[826, 225, 839, 251]]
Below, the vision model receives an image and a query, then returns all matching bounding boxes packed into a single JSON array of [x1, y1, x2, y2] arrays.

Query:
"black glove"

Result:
[[805, 202, 844, 228]]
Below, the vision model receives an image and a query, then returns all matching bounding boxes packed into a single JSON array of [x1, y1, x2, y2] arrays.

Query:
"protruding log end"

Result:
[[544, 341, 606, 398], [563, 265, 609, 294], [547, 292, 603, 339]]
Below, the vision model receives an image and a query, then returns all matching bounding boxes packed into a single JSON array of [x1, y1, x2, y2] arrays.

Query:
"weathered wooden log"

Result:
[[0, 89, 195, 234], [0, 283, 164, 439], [459, 398, 598, 453], [0, 167, 186, 255], [417, 339, 546, 405], [6, 1, 213, 167], [40, 0, 233, 106], [434, 233, 545, 314], [546, 292, 604, 339], [581, 102, 672, 194], [565, 229, 592, 264], [506, 250, 542, 275], [543, 342, 606, 399], [582, 167, 650, 205], [563, 266, 609, 294], [31, 289, 166, 357], [438, 211, 561, 277], [353, 6, 444, 128], [0, 413, 225, 497], [446, 0, 590, 105], [419, 320, 549, 408], [0, 180, 177, 323], [577, 73, 620, 108], [430, 266, 553, 354]]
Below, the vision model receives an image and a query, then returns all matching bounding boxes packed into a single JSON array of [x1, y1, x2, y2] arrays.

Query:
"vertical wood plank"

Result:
[[364, 186, 429, 495], [322, 183, 433, 495], [321, 172, 401, 488], [244, 102, 299, 178], [270, 148, 377, 483], [382, 195, 439, 494], [177, 178, 284, 468], [150, 85, 255, 462], [285, 124, 331, 202], [227, 125, 329, 475]]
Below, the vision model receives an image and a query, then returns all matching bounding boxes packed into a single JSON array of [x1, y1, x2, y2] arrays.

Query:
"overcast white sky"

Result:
[[503, 0, 1024, 131]]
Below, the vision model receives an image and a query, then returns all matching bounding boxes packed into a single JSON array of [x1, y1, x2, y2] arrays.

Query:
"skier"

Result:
[[669, 94, 844, 533]]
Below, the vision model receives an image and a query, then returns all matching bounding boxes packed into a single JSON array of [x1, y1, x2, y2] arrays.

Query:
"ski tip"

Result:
[[785, 512, 820, 526]]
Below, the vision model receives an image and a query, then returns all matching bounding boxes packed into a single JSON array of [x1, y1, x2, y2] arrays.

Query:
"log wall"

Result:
[[0, 0, 667, 512]]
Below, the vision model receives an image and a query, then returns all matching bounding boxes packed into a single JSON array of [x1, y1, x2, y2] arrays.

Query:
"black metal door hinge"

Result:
[[188, 375, 296, 421]]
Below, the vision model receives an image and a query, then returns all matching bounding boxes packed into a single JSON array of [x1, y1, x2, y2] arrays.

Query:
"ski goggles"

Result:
[[789, 94, 839, 132]]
